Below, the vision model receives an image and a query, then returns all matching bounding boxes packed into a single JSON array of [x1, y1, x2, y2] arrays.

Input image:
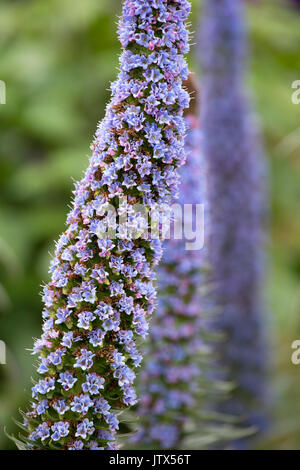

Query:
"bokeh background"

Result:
[[0, 0, 299, 450]]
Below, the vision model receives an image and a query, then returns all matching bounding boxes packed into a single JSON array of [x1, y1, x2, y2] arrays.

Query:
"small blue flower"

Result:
[[70, 394, 94, 415], [74, 349, 95, 371], [52, 400, 70, 415], [57, 371, 77, 391], [75, 419, 95, 440], [77, 311, 96, 330], [51, 421, 69, 441], [82, 373, 105, 395]]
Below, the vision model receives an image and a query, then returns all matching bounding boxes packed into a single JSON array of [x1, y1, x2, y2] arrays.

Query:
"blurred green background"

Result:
[[0, 0, 299, 450]]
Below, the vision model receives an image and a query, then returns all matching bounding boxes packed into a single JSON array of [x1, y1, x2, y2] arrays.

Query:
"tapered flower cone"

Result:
[[17, 0, 191, 450]]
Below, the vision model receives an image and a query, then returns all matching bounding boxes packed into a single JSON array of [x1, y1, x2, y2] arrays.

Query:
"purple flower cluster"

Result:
[[23, 0, 191, 450], [200, 0, 268, 443], [133, 110, 209, 449]]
